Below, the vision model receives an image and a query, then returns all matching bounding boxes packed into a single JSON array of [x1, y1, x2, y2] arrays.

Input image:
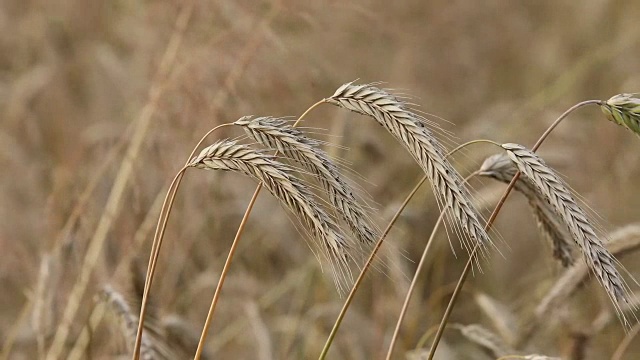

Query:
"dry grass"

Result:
[[3, 1, 640, 359]]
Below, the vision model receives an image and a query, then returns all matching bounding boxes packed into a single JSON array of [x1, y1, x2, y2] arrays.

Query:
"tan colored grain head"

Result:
[[234, 115, 379, 247], [501, 143, 629, 321], [479, 153, 574, 266], [326, 82, 491, 257], [189, 139, 353, 291]]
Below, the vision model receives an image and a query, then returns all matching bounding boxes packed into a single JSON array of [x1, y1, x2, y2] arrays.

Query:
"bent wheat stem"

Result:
[[134, 122, 233, 359], [447, 139, 502, 155]]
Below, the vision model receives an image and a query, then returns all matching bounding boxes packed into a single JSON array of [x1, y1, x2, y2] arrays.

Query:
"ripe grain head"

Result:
[[188, 139, 353, 291], [479, 153, 574, 266], [326, 82, 492, 258], [234, 115, 379, 247], [501, 143, 629, 320]]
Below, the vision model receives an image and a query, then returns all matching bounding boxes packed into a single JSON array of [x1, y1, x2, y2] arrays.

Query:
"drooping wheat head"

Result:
[[501, 143, 628, 314], [601, 93, 640, 136], [188, 139, 352, 290], [99, 286, 176, 360], [234, 115, 378, 247], [478, 153, 574, 266], [325, 82, 491, 256]]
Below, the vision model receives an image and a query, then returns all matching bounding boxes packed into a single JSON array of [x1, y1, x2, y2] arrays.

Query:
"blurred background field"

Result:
[[2, 0, 640, 358]]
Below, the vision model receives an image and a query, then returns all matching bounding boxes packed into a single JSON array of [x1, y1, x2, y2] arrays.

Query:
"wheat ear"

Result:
[[99, 286, 176, 360], [235, 116, 378, 246], [479, 153, 574, 266], [501, 143, 627, 309], [326, 82, 491, 254], [188, 139, 352, 290], [601, 93, 640, 135]]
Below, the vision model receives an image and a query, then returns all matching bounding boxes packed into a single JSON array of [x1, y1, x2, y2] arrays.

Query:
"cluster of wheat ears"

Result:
[[109, 83, 640, 359]]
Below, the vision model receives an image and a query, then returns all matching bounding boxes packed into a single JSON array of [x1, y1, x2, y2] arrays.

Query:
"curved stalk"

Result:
[[133, 122, 233, 358]]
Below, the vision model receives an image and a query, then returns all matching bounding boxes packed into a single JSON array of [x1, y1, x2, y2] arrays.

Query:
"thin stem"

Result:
[[192, 99, 326, 359], [133, 166, 187, 356], [388, 211, 447, 358], [447, 139, 502, 155], [318, 175, 427, 359], [385, 172, 478, 360], [133, 122, 233, 359], [193, 185, 261, 359], [427, 247, 479, 360], [426, 99, 601, 360], [531, 100, 602, 151], [145, 122, 234, 295], [293, 100, 325, 127]]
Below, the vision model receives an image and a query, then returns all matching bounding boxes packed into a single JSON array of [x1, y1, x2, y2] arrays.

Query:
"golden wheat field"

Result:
[[2, 1, 640, 359]]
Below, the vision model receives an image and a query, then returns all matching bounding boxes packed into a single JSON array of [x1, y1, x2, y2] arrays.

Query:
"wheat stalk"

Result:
[[501, 143, 628, 315], [188, 139, 352, 290], [234, 115, 378, 246], [479, 153, 574, 266], [326, 82, 491, 255], [601, 93, 640, 135]]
